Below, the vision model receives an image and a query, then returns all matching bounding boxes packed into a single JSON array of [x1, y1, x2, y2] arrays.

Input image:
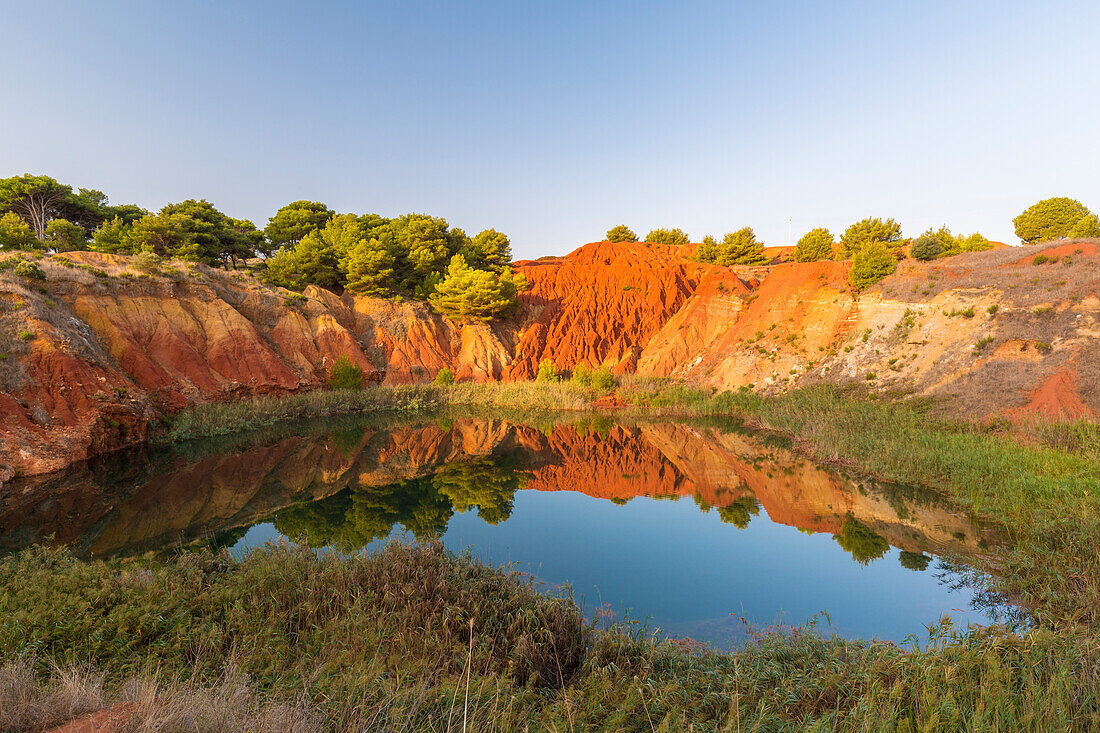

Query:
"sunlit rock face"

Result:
[[2, 241, 1096, 476], [0, 415, 992, 562]]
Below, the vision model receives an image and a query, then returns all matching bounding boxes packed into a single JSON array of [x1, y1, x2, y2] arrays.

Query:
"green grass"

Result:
[[160, 386, 444, 442], [78, 379, 1100, 728], [3, 541, 1098, 731]]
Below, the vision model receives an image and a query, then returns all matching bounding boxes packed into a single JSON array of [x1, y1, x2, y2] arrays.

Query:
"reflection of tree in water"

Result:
[[899, 550, 932, 571], [693, 494, 761, 529], [833, 514, 889, 564], [432, 455, 528, 525], [274, 453, 527, 550]]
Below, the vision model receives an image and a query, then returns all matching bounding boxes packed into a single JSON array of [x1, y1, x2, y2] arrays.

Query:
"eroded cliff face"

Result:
[[1, 239, 1097, 477]]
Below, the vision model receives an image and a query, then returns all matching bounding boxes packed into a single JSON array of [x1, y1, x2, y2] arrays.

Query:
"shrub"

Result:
[[0, 212, 36, 250], [694, 235, 719, 263], [571, 362, 592, 386], [834, 515, 889, 564], [849, 242, 898, 290], [536, 359, 558, 382], [839, 217, 902, 258], [1014, 197, 1093, 244], [988, 304, 999, 315], [910, 235, 944, 261], [18, 330, 34, 341], [1033, 254, 1050, 265], [131, 250, 161, 273], [716, 227, 767, 266], [605, 225, 637, 243], [644, 228, 690, 246], [13, 260, 45, 280], [44, 219, 87, 252], [591, 367, 616, 392], [429, 255, 525, 322], [327, 355, 364, 390], [793, 228, 834, 262], [433, 366, 455, 385]]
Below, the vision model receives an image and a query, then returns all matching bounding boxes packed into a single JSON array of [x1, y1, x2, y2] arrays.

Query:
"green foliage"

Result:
[[157, 199, 262, 266], [838, 217, 902, 258], [793, 227, 834, 262], [465, 228, 512, 272], [644, 228, 690, 245], [591, 366, 616, 392], [13, 260, 45, 280], [1033, 254, 1050, 265], [429, 255, 525, 322], [1070, 212, 1100, 239], [910, 235, 944, 261], [342, 232, 397, 296], [694, 235, 719, 263], [849, 241, 898, 290], [130, 250, 161, 274], [90, 216, 130, 253], [922, 226, 992, 257], [0, 212, 35, 250], [834, 515, 890, 564], [1014, 197, 1093, 244], [716, 227, 767, 266], [18, 330, 34, 340], [327, 355, 365, 390], [605, 225, 637, 243], [536, 358, 558, 382], [263, 200, 333, 255], [433, 366, 455, 385], [716, 495, 761, 528], [43, 218, 86, 252], [899, 550, 932, 571], [571, 362, 592, 386]]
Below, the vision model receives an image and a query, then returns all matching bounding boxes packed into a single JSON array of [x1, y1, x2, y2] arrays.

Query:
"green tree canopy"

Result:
[[693, 235, 719, 263], [265, 214, 363, 291], [606, 225, 638, 243], [839, 217, 902, 259], [342, 231, 397, 296], [909, 235, 944, 261], [922, 226, 992, 257], [466, 228, 512, 272], [1070, 212, 1100, 239], [793, 228, 834, 262], [429, 254, 525, 322], [157, 199, 261, 266], [849, 241, 898, 290], [44, 219, 87, 252], [716, 227, 767, 266], [645, 228, 690, 245], [263, 200, 334, 255], [0, 212, 36, 250], [0, 174, 76, 239], [1014, 197, 1093, 244]]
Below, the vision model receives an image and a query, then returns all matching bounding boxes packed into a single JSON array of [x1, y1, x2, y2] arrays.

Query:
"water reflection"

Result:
[[0, 412, 1012, 643]]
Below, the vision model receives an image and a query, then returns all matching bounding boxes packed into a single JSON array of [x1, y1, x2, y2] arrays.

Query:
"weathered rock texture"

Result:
[[1, 239, 1097, 476]]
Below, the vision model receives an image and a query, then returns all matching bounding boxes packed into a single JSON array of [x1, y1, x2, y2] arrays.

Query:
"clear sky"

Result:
[[2, 0, 1098, 259]]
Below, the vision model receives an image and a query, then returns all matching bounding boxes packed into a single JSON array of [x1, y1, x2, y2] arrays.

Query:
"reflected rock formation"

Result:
[[0, 415, 994, 562]]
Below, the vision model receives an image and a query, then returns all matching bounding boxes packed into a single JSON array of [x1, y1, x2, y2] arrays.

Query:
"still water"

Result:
[[0, 412, 1010, 647]]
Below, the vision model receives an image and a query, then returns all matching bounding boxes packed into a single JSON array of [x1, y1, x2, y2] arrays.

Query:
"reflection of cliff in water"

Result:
[[0, 414, 996, 563]]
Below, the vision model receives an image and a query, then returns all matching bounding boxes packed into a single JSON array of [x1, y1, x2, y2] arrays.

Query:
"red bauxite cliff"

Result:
[[1, 239, 1098, 476]]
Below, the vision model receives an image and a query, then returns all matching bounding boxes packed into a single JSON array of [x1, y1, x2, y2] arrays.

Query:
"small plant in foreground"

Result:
[[327, 354, 364, 390], [433, 366, 455, 385], [18, 330, 34, 341], [536, 358, 558, 382], [571, 362, 592, 386], [13, 260, 45, 280], [591, 367, 616, 392]]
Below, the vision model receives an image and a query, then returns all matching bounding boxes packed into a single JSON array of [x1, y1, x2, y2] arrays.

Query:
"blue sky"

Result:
[[2, 0, 1098, 259]]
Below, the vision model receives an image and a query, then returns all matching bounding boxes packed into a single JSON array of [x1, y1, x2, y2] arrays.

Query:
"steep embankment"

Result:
[[1, 239, 1097, 477]]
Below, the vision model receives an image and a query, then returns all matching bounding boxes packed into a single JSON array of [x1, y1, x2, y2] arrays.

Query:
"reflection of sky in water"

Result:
[[234, 489, 995, 648]]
